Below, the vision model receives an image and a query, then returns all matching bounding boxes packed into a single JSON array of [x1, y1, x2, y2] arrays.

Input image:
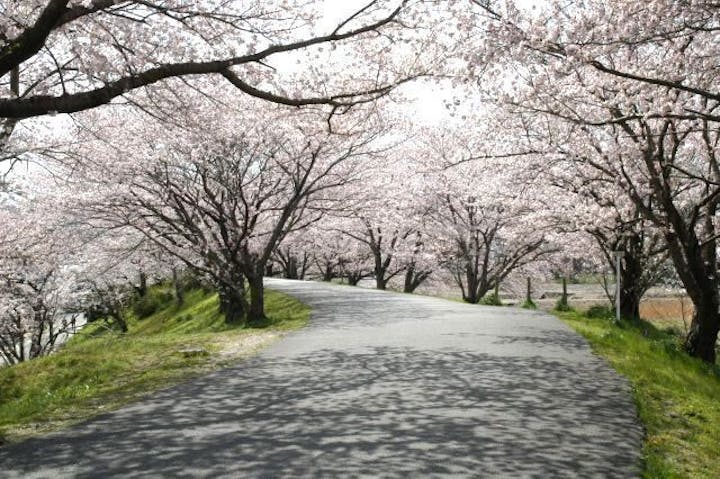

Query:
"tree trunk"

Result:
[[247, 272, 266, 326], [137, 271, 148, 297], [284, 257, 299, 279], [347, 272, 363, 286], [373, 248, 388, 290], [321, 264, 334, 282], [403, 265, 430, 293], [463, 282, 480, 303], [619, 289, 641, 321], [218, 283, 247, 324], [172, 268, 184, 306], [113, 310, 128, 333], [684, 293, 720, 363], [462, 264, 480, 303], [618, 250, 644, 320], [29, 310, 44, 359], [526, 277, 532, 303]]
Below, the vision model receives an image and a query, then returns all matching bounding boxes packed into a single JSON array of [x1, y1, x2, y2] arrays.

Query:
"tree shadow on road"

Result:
[[0, 346, 641, 478]]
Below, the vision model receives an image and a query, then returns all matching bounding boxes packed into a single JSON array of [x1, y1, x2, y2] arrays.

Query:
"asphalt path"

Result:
[[0, 279, 642, 478]]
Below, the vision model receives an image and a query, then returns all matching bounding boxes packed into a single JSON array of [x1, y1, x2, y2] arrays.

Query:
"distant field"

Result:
[[370, 276, 696, 330], [640, 297, 694, 330], [537, 296, 693, 331]]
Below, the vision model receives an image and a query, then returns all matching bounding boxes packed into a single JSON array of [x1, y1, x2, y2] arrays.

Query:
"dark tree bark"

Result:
[[247, 268, 267, 326], [0, 1, 410, 119], [135, 271, 148, 298], [273, 247, 309, 280], [619, 253, 643, 320], [403, 264, 431, 293], [321, 265, 335, 282], [346, 271, 364, 286], [685, 295, 720, 362], [526, 277, 532, 303], [218, 282, 247, 325]]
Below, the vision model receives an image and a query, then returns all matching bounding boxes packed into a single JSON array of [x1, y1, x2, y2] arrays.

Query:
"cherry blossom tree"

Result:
[[330, 147, 435, 291], [74, 99, 385, 324], [475, 0, 720, 361], [0, 0, 448, 119], [0, 195, 82, 364], [304, 222, 372, 284]]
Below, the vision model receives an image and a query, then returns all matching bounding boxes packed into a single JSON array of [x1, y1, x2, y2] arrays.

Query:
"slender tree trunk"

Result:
[[285, 257, 299, 279], [137, 271, 148, 297], [29, 310, 44, 359], [299, 253, 309, 280], [462, 261, 480, 303], [526, 277, 532, 303], [373, 248, 388, 290], [113, 310, 129, 333], [172, 268, 184, 306]]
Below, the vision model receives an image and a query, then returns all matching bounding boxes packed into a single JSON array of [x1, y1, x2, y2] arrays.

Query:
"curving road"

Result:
[[0, 279, 642, 478]]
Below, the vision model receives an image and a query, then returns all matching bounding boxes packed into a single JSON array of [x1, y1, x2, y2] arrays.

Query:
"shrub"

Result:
[[585, 304, 614, 319], [480, 293, 503, 306], [555, 296, 572, 312], [521, 299, 537, 309], [132, 290, 174, 319], [0, 368, 20, 403]]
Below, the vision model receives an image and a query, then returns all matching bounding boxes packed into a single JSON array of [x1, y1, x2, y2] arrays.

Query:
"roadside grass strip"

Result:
[[0, 288, 309, 444], [556, 309, 720, 479]]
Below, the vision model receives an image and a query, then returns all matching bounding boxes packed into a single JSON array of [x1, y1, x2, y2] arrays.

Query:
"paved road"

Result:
[[0, 279, 642, 478]]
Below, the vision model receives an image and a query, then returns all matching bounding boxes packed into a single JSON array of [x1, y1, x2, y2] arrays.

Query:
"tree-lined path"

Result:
[[0, 279, 641, 478]]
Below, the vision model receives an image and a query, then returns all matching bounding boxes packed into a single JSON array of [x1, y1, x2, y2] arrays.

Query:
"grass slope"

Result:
[[556, 309, 720, 478], [0, 288, 309, 444]]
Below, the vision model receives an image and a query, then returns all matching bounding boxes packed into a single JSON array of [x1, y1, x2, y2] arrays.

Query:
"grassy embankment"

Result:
[[556, 308, 720, 478], [0, 287, 309, 445]]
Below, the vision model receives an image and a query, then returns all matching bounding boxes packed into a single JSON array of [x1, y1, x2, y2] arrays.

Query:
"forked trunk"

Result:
[[403, 265, 431, 293]]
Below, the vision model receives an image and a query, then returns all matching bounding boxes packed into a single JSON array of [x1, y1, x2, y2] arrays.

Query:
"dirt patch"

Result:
[[213, 331, 281, 363]]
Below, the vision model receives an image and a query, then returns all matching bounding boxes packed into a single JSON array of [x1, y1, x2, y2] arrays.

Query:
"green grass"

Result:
[[556, 309, 720, 478], [0, 287, 309, 444]]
